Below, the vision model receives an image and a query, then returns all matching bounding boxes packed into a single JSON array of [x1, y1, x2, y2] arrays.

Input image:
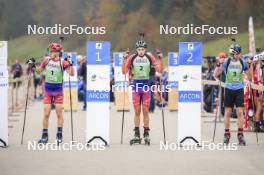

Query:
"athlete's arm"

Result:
[[36, 58, 48, 74], [122, 54, 132, 75], [213, 66, 222, 79], [155, 52, 163, 73], [214, 60, 226, 79], [242, 60, 250, 80], [65, 67, 74, 76], [247, 61, 254, 81]]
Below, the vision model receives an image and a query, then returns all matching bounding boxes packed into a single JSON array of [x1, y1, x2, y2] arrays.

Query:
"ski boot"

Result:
[[56, 133, 63, 146], [38, 133, 48, 144], [223, 133, 230, 145], [130, 127, 142, 145], [143, 128, 150, 146], [237, 134, 246, 146]]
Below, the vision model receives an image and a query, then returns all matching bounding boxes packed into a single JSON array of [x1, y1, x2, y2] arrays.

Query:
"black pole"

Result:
[[121, 59, 127, 144], [160, 74, 166, 144], [59, 36, 74, 142], [69, 73, 74, 142], [212, 79, 221, 142], [21, 69, 32, 144]]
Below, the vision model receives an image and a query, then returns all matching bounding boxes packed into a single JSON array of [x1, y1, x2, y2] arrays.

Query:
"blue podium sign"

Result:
[[178, 42, 202, 146], [86, 41, 111, 146]]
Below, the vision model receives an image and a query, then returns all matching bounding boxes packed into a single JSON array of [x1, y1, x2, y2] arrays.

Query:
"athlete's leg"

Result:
[[39, 93, 52, 143], [132, 92, 141, 127], [54, 93, 64, 142], [236, 107, 244, 128], [224, 89, 234, 129], [43, 104, 51, 128], [235, 89, 245, 129], [235, 89, 246, 145], [54, 93, 64, 128], [43, 93, 53, 129], [142, 92, 151, 128], [223, 88, 234, 144], [224, 107, 232, 129], [55, 104, 64, 127], [255, 95, 264, 131]]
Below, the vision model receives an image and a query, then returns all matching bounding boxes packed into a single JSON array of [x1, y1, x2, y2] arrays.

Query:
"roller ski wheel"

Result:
[[143, 128, 150, 146], [143, 133, 150, 146], [237, 134, 246, 146], [38, 135, 48, 144], [144, 137, 150, 146], [56, 133, 63, 146], [130, 127, 141, 146], [130, 138, 142, 145], [223, 133, 230, 145]]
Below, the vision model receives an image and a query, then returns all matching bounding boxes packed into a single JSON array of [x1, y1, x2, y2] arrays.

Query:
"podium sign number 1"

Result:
[[86, 41, 111, 146]]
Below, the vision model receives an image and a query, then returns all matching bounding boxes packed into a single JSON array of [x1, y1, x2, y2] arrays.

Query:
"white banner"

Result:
[[0, 69, 8, 147], [0, 41, 8, 69], [86, 41, 110, 145], [178, 42, 202, 145]]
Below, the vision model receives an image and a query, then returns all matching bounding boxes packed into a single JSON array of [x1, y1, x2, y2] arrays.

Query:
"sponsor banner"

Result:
[[0, 41, 7, 68], [0, 68, 8, 147]]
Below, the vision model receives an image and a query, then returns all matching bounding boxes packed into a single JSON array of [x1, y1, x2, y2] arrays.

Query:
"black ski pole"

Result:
[[59, 36, 74, 142], [21, 59, 35, 144], [212, 78, 221, 142], [121, 50, 130, 144], [68, 65, 74, 142], [120, 73, 126, 144], [159, 68, 166, 144], [21, 74, 31, 144]]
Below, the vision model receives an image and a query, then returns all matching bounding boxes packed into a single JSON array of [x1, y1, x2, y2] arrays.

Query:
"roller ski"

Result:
[[223, 133, 230, 145], [38, 132, 48, 144], [237, 134, 246, 146], [130, 127, 142, 145], [143, 128, 150, 146], [56, 133, 63, 146], [56, 128, 63, 145]]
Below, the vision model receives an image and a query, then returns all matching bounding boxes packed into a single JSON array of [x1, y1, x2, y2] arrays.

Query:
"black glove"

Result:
[[68, 60, 73, 66], [26, 58, 36, 65], [64, 57, 73, 66]]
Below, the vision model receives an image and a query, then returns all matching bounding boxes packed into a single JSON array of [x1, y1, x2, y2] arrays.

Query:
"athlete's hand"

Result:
[[64, 55, 73, 66], [26, 58, 36, 67], [216, 58, 224, 67], [123, 48, 130, 60], [156, 48, 163, 59], [67, 60, 73, 66]]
